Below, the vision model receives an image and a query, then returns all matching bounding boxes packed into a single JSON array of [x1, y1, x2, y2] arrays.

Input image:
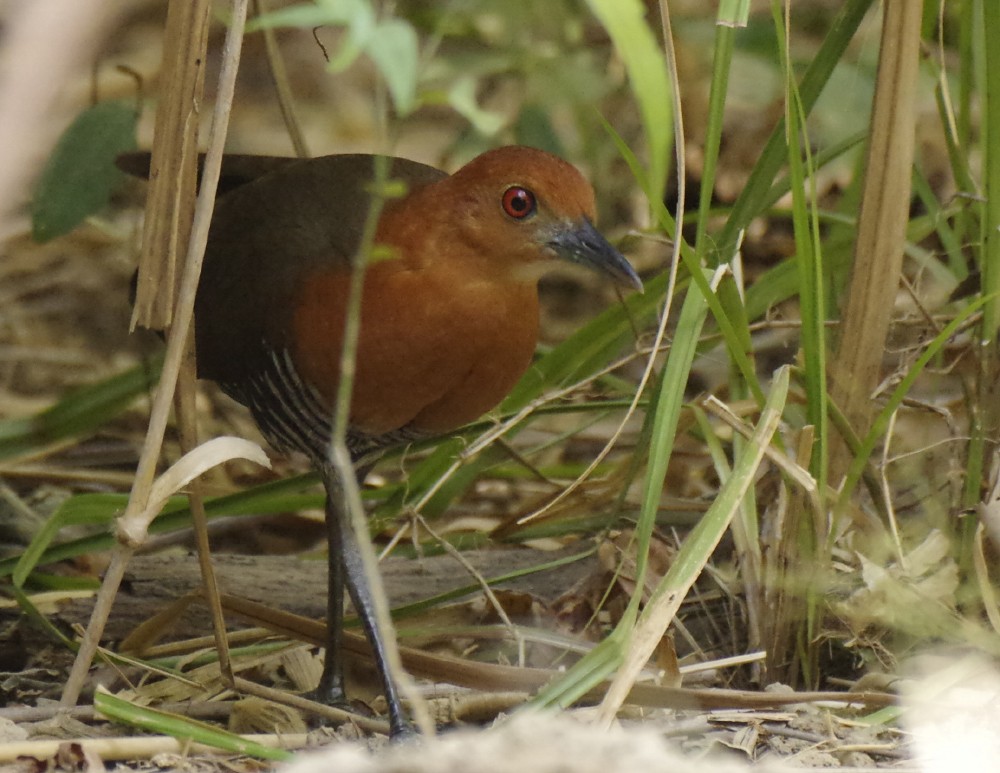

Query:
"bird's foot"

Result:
[[304, 672, 350, 709], [306, 679, 415, 740], [388, 716, 417, 741]]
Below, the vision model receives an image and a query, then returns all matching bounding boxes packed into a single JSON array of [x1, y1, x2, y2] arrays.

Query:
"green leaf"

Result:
[[248, 0, 372, 70], [326, 0, 375, 72], [515, 105, 566, 156], [366, 19, 420, 114], [247, 0, 366, 30], [249, 0, 418, 115], [448, 76, 505, 136], [32, 101, 137, 242]]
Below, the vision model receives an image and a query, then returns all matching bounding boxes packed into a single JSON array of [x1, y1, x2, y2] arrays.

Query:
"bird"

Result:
[[122, 145, 641, 736]]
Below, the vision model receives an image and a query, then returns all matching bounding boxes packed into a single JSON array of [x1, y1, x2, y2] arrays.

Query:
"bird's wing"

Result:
[[116, 152, 304, 197], [190, 154, 446, 461]]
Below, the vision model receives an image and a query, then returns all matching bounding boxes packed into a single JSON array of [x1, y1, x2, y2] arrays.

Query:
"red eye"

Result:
[[501, 186, 537, 219]]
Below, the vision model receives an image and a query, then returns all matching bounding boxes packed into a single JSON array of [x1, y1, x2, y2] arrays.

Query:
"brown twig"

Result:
[[252, 0, 310, 158]]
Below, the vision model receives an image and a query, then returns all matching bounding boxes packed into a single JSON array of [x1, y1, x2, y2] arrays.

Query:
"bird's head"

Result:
[[418, 146, 642, 291]]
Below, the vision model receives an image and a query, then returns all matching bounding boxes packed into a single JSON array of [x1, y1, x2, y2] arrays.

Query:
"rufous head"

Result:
[[408, 146, 642, 289]]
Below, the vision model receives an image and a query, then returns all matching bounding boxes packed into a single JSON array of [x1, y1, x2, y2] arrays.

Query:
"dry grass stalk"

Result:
[[60, 0, 253, 708], [829, 0, 924, 489], [129, 0, 211, 331]]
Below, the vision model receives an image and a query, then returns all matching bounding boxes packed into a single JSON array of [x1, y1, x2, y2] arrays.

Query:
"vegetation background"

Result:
[[0, 0, 995, 767]]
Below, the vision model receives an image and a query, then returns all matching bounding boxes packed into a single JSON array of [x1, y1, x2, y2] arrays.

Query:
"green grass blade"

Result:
[[502, 288, 658, 411], [837, 295, 991, 514], [776, 6, 827, 485], [0, 476, 323, 581], [649, 366, 788, 603], [695, 4, 743, 265], [531, 269, 715, 708], [94, 690, 294, 762], [585, 0, 672, 208], [980, 0, 1000, 345], [604, 120, 766, 406], [717, 0, 875, 259], [0, 361, 160, 461]]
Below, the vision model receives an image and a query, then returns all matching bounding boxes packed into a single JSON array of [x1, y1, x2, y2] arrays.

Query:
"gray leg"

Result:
[[317, 467, 412, 738], [312, 487, 347, 706]]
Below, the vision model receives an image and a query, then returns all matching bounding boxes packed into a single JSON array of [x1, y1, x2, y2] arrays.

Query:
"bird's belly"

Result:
[[291, 269, 539, 437]]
